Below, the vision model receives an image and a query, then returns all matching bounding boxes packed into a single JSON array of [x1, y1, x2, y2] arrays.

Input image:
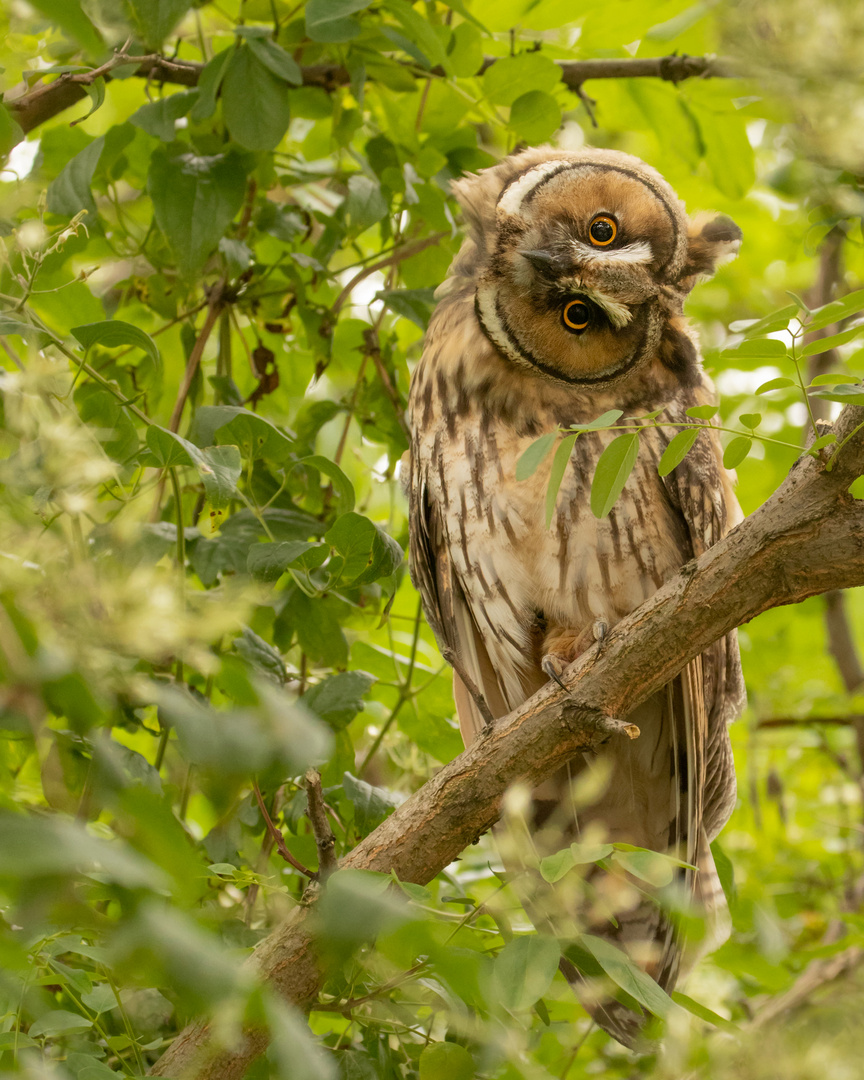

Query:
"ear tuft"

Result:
[[679, 213, 742, 290]]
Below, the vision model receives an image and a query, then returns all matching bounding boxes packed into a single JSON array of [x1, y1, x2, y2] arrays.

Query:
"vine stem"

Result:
[[826, 420, 864, 472]]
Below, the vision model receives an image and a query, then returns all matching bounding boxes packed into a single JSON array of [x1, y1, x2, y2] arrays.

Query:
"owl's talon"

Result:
[[592, 619, 608, 647], [542, 654, 570, 693]]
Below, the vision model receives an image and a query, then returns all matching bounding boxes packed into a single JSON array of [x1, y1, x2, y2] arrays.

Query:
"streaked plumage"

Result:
[[406, 147, 745, 1046]]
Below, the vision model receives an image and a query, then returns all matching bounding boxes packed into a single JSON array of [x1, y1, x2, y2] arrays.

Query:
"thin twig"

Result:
[[252, 780, 314, 879], [361, 327, 410, 442], [305, 769, 338, 879], [332, 233, 445, 314], [169, 282, 226, 433]]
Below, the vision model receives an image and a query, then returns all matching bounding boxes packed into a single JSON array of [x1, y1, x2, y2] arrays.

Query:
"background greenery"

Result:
[[1, 0, 864, 1077]]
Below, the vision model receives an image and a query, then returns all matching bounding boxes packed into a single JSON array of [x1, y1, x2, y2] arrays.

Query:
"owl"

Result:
[[405, 147, 746, 1046]]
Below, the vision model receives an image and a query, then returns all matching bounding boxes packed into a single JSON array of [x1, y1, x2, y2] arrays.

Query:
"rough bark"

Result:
[[150, 405, 864, 1080], [8, 53, 732, 136]]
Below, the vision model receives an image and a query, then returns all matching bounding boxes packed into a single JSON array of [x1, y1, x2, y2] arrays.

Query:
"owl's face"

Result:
[[470, 151, 741, 387]]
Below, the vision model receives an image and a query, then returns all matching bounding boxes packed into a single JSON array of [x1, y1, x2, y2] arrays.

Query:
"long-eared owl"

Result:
[[405, 147, 746, 1047]]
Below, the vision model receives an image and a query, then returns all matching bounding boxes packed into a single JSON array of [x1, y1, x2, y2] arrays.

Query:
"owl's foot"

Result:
[[542, 619, 609, 691]]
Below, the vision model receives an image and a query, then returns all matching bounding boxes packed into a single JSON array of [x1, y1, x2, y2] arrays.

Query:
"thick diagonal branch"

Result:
[[150, 406, 864, 1080]]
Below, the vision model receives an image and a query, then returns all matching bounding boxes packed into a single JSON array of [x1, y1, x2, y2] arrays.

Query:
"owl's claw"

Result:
[[542, 653, 570, 692]]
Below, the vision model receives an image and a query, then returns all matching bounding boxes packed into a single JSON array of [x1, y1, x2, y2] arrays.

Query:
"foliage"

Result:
[[1, 0, 864, 1078]]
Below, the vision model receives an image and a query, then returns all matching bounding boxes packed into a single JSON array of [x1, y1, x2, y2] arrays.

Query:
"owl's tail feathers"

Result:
[[558, 955, 649, 1051], [556, 835, 731, 1051]]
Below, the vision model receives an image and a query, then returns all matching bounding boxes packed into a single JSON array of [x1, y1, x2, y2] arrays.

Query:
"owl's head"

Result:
[[452, 148, 741, 387]]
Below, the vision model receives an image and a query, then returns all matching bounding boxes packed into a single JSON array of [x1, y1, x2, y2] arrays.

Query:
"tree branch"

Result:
[[8, 53, 734, 137], [148, 404, 864, 1080], [304, 768, 338, 879]]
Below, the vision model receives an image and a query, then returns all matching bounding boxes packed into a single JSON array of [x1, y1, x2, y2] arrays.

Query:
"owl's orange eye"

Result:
[[562, 299, 591, 333], [589, 215, 617, 246]]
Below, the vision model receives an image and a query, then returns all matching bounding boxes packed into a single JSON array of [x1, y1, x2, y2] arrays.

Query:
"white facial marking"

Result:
[[497, 160, 574, 217], [571, 239, 654, 265]]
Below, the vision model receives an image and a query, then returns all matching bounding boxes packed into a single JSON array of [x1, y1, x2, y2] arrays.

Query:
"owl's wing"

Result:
[[407, 449, 509, 744], [659, 422, 746, 954]]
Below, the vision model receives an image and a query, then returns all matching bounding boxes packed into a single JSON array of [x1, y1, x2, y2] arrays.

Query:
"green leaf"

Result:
[[0, 813, 166, 889], [189, 406, 294, 462], [538, 843, 613, 883], [756, 377, 796, 393], [232, 627, 287, 686], [685, 404, 718, 420], [671, 991, 738, 1031], [129, 91, 199, 141], [809, 384, 864, 406], [692, 104, 754, 199], [515, 431, 557, 481], [0, 1032, 38, 1050], [0, 104, 24, 157], [148, 148, 247, 278], [145, 424, 195, 468], [385, 0, 453, 73], [810, 372, 858, 386], [144, 427, 241, 508], [344, 174, 388, 233], [580, 935, 679, 1019], [590, 433, 640, 520], [730, 303, 797, 338], [508, 90, 561, 143], [301, 671, 375, 730], [570, 841, 614, 864], [29, 1010, 93, 1038], [79, 77, 106, 124], [801, 324, 864, 357], [611, 848, 675, 887], [808, 288, 864, 331], [197, 445, 242, 510], [46, 135, 103, 219], [305, 0, 372, 42], [848, 476, 864, 499], [0, 314, 54, 347], [325, 512, 403, 585], [447, 21, 484, 78], [29, 0, 103, 54], [722, 338, 788, 360], [657, 428, 700, 477], [71, 320, 160, 367], [483, 52, 561, 107], [190, 48, 233, 122], [538, 847, 576, 883], [739, 412, 762, 429], [343, 771, 399, 834], [419, 1042, 475, 1080], [296, 455, 356, 515], [808, 433, 836, 453], [127, 0, 190, 46], [222, 45, 292, 150], [243, 35, 303, 85], [723, 436, 752, 469], [247, 541, 321, 582], [490, 935, 560, 1011], [378, 287, 436, 329], [544, 432, 579, 528]]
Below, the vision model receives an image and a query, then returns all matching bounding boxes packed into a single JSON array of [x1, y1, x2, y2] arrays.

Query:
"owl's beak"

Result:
[[518, 249, 571, 276]]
